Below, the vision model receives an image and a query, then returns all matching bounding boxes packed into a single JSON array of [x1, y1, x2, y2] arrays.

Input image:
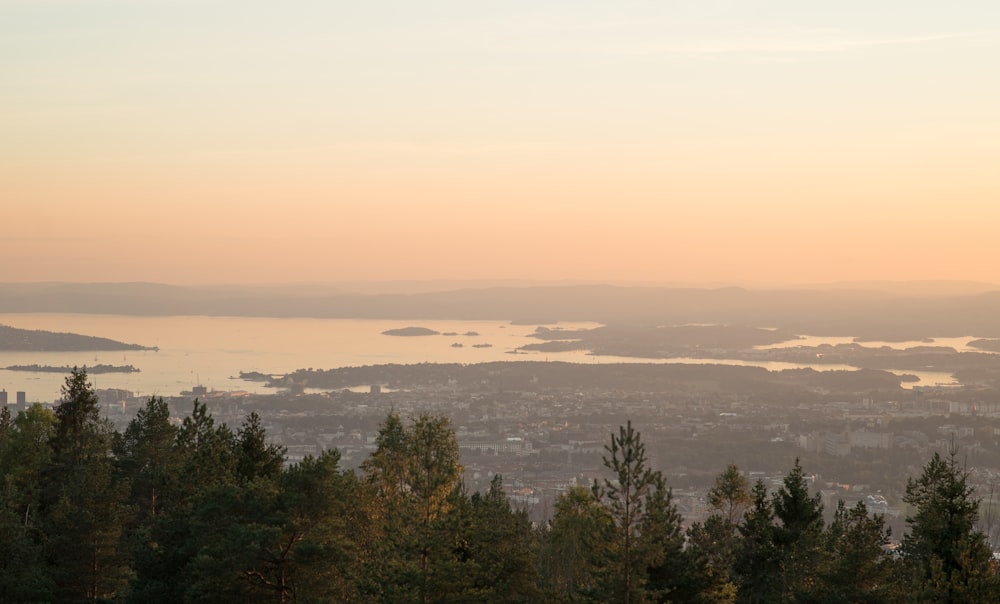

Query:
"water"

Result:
[[0, 314, 963, 403]]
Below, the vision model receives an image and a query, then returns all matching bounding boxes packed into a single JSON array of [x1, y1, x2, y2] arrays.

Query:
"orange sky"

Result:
[[3, 1, 999, 286]]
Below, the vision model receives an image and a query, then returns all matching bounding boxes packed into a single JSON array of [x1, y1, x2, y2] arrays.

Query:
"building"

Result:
[[460, 437, 534, 456]]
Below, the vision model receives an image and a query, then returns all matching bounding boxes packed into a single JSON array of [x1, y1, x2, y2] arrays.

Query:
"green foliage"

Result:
[[709, 463, 752, 527], [637, 473, 687, 603], [114, 396, 181, 520], [360, 412, 467, 603], [900, 450, 1000, 602], [772, 458, 825, 601], [19, 372, 1000, 603], [43, 368, 131, 602], [818, 500, 893, 603], [598, 419, 658, 603], [683, 464, 750, 603], [236, 411, 286, 482], [538, 485, 617, 603], [465, 475, 540, 602], [734, 480, 780, 604], [0, 404, 56, 603]]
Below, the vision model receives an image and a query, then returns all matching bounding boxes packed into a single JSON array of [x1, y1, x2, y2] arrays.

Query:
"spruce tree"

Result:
[[734, 480, 779, 604], [818, 500, 893, 603], [771, 458, 824, 601], [466, 475, 539, 602], [638, 472, 687, 603], [900, 450, 1000, 602]]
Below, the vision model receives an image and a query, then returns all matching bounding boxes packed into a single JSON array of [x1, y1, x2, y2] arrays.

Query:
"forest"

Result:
[[1, 369, 999, 603]]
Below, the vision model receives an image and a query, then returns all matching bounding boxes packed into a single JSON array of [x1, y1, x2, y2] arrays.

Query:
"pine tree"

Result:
[[900, 450, 1000, 602], [684, 464, 749, 603], [270, 450, 361, 601], [598, 420, 657, 604], [128, 400, 238, 604], [43, 368, 131, 602], [114, 396, 180, 520], [0, 405, 56, 603]]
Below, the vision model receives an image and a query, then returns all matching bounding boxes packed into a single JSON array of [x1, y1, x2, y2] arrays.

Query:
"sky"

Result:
[[3, 1, 999, 286]]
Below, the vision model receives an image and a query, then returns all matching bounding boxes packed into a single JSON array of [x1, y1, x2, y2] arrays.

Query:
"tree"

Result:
[[114, 396, 180, 520], [43, 368, 130, 602], [465, 475, 539, 602], [236, 411, 285, 483], [538, 485, 617, 603], [900, 450, 1000, 602], [771, 458, 825, 601], [176, 399, 238, 489], [267, 450, 361, 602], [637, 472, 687, 603], [50, 367, 102, 463], [187, 449, 360, 603], [0, 405, 56, 603], [734, 480, 779, 604], [818, 500, 893, 603], [709, 464, 751, 528], [360, 412, 465, 603], [127, 400, 238, 604], [598, 420, 657, 603], [684, 464, 750, 603], [0, 404, 55, 522]]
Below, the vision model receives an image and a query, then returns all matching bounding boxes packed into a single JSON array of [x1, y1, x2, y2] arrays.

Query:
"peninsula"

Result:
[[0, 324, 156, 352]]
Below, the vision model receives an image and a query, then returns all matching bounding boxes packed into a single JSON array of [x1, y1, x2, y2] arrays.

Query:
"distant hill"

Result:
[[0, 324, 156, 352], [2, 281, 1000, 341]]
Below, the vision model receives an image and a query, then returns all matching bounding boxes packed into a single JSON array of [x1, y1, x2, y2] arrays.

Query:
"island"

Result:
[[381, 326, 440, 337], [4, 363, 140, 374]]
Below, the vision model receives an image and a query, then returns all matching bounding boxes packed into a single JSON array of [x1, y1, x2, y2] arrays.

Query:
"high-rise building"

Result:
[[16, 391, 26, 405]]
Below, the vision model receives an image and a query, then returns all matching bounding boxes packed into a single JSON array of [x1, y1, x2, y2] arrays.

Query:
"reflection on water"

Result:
[[0, 314, 961, 403]]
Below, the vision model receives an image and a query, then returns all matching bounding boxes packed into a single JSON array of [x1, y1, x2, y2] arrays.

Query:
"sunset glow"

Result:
[[4, 1, 999, 286]]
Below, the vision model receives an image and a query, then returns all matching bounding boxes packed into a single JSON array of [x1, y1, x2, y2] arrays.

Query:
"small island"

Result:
[[382, 326, 440, 337], [5, 363, 141, 374]]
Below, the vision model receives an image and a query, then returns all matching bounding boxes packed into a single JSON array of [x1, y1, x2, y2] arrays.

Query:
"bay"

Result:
[[0, 313, 958, 404]]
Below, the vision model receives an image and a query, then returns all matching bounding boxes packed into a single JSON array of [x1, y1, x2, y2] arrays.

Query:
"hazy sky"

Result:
[[4, 1, 999, 286]]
